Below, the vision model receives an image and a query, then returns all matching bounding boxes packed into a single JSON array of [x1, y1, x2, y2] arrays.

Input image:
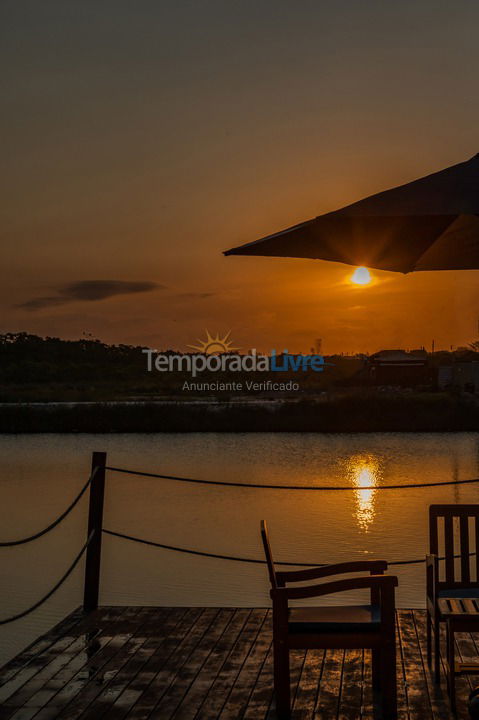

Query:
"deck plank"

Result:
[[0, 608, 85, 691], [266, 649, 306, 720], [395, 610, 412, 720], [122, 607, 219, 720], [412, 610, 454, 720], [94, 607, 188, 720], [15, 607, 144, 720], [171, 608, 251, 720], [1, 607, 476, 720], [150, 609, 235, 719], [397, 608, 434, 719], [0, 608, 121, 710], [337, 648, 363, 720], [95, 607, 200, 720], [291, 649, 324, 720], [54, 607, 174, 720], [216, 610, 272, 720], [313, 648, 344, 719], [195, 609, 267, 720], [241, 641, 273, 720]]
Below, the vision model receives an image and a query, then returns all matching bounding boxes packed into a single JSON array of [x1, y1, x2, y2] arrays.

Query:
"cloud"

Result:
[[174, 292, 216, 300], [17, 280, 162, 311]]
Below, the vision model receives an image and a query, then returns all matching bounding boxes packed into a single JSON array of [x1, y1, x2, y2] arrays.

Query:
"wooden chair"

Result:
[[427, 504, 479, 706], [261, 520, 398, 720]]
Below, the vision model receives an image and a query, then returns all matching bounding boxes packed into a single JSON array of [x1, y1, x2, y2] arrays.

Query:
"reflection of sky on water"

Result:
[[346, 454, 382, 531]]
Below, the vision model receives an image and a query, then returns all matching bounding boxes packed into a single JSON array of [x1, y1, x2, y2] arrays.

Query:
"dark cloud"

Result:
[[17, 280, 162, 311], [175, 292, 216, 300]]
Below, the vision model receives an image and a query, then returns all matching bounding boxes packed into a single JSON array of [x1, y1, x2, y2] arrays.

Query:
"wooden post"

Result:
[[83, 451, 106, 612]]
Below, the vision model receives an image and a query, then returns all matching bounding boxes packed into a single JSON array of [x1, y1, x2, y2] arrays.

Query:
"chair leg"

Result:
[[447, 622, 456, 713], [434, 616, 441, 683], [380, 644, 397, 720], [273, 638, 290, 720], [426, 608, 432, 667]]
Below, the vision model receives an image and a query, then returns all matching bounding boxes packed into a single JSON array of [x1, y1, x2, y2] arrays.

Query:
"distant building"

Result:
[[437, 365, 453, 389], [452, 361, 479, 393], [367, 350, 431, 387]]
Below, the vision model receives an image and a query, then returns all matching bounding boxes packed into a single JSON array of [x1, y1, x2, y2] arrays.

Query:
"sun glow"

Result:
[[351, 266, 371, 285], [346, 454, 382, 531]]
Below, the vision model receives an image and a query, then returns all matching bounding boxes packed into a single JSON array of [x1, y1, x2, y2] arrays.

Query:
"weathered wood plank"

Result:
[[0, 608, 129, 719], [241, 641, 273, 720], [195, 609, 267, 720], [16, 607, 144, 720], [337, 648, 363, 720], [397, 608, 433, 719], [412, 610, 455, 720], [291, 649, 324, 720], [216, 610, 272, 720], [361, 649, 373, 719], [92, 607, 188, 720], [266, 649, 305, 720], [313, 648, 344, 719], [394, 611, 411, 720], [150, 609, 235, 719], [0, 608, 85, 689], [53, 607, 174, 720], [1, 607, 468, 720], [95, 607, 199, 720], [172, 608, 250, 720], [123, 608, 219, 720]]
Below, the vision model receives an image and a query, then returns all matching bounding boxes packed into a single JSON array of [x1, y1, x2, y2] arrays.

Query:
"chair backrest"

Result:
[[430, 504, 479, 587], [260, 520, 277, 589]]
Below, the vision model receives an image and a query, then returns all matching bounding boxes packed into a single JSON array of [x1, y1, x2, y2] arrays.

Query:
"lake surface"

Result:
[[1, 431, 479, 667]]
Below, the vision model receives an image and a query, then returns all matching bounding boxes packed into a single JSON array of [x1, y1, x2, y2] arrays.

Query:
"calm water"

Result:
[[1, 431, 479, 667]]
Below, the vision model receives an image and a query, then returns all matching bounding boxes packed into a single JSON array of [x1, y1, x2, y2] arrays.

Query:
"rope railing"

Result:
[[2, 450, 479, 628], [105, 465, 479, 491], [102, 527, 435, 566], [0, 531, 94, 625], [0, 468, 98, 547]]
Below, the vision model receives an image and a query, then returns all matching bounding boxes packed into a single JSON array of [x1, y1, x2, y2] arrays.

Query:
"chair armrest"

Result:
[[426, 553, 438, 600], [275, 560, 388, 585], [271, 573, 398, 601]]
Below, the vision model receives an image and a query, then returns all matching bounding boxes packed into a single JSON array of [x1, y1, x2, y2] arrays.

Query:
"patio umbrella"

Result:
[[224, 153, 479, 273]]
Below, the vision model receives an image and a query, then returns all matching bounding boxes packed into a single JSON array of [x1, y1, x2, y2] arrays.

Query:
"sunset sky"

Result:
[[2, 0, 479, 354]]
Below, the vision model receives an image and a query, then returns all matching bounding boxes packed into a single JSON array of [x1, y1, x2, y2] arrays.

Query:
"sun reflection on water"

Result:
[[346, 454, 382, 531]]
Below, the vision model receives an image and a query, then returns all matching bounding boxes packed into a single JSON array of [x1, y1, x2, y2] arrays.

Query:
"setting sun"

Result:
[[351, 266, 371, 285]]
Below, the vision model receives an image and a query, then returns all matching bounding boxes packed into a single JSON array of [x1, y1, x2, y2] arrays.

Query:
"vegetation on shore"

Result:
[[1, 333, 479, 432], [1, 392, 478, 433]]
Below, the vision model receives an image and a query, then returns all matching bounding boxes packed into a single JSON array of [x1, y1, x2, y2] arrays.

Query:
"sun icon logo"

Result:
[[187, 330, 240, 355]]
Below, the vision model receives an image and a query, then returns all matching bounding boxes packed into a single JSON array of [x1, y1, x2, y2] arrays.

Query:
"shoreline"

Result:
[[1, 392, 478, 433]]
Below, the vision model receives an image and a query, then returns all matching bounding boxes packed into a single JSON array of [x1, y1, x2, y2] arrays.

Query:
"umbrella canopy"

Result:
[[224, 153, 479, 273]]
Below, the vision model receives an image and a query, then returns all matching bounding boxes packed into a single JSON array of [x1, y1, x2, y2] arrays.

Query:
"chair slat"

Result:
[[429, 509, 439, 556], [460, 515, 470, 583], [450, 599, 462, 614], [463, 598, 477, 614], [444, 515, 455, 583]]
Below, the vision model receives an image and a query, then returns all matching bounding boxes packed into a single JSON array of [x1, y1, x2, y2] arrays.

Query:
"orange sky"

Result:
[[2, 1, 479, 354]]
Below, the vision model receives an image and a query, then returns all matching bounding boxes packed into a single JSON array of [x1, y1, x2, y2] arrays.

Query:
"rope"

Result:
[[0, 531, 94, 625], [102, 528, 429, 566], [105, 466, 479, 491], [0, 468, 98, 547]]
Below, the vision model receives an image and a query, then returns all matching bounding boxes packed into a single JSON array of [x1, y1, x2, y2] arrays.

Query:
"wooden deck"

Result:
[[1, 607, 478, 719]]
